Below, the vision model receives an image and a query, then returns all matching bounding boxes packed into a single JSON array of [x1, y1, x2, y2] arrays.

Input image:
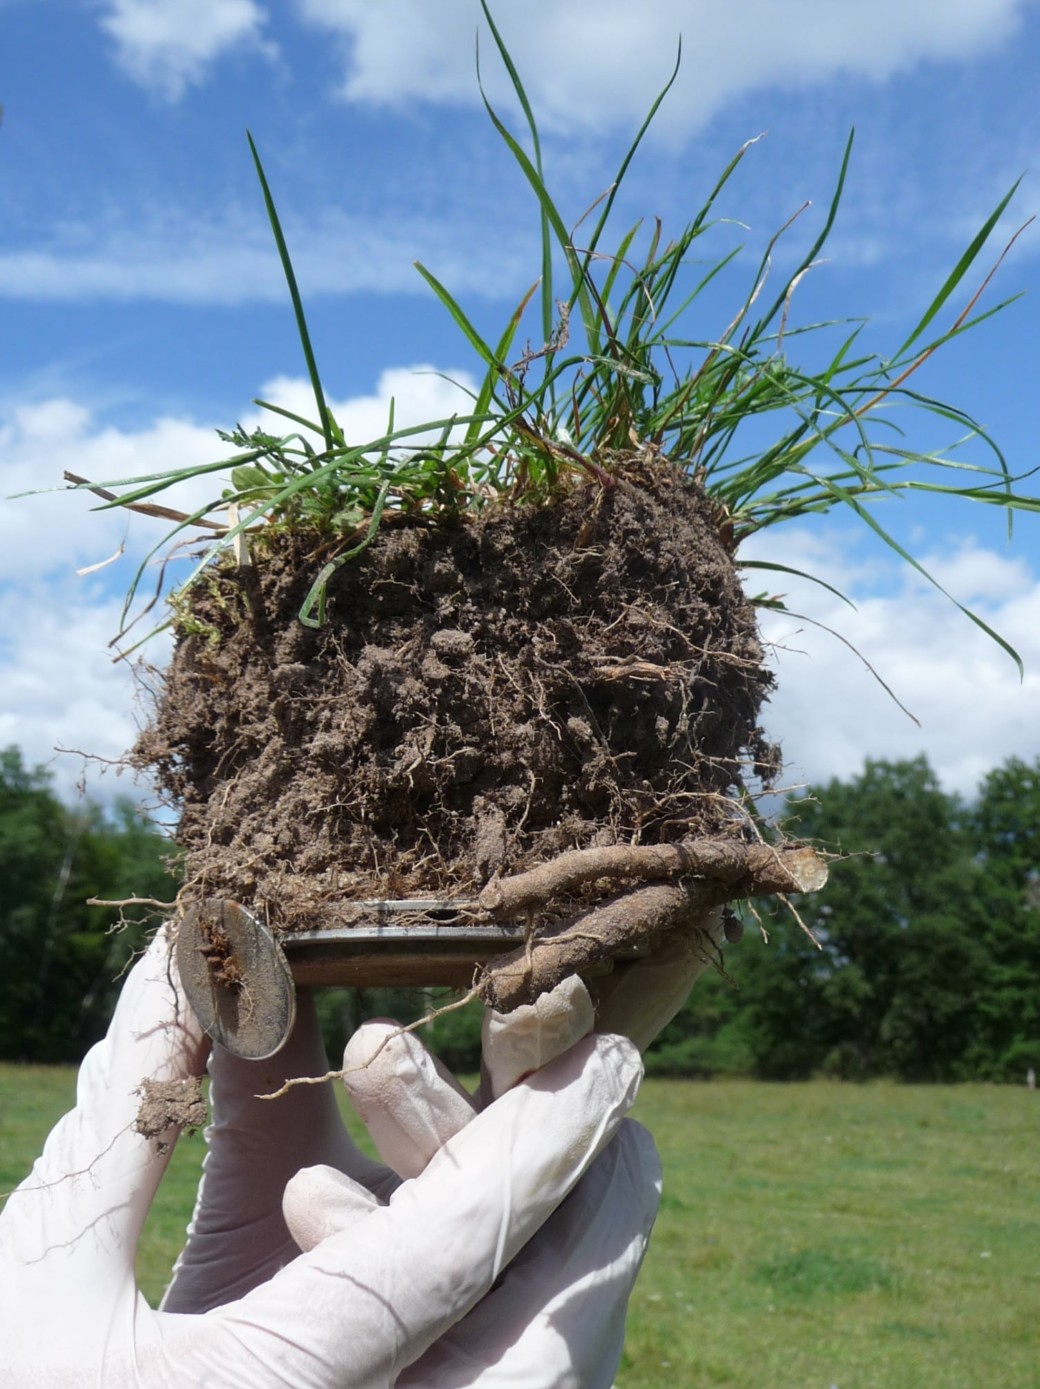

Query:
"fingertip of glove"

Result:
[[340, 1019, 477, 1177], [283, 1164, 380, 1253], [588, 1030, 644, 1109], [482, 974, 596, 1098], [517, 1030, 644, 1125]]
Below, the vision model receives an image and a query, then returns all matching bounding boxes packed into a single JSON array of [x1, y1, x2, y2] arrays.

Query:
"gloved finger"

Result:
[[195, 1032, 643, 1388], [0, 929, 208, 1326], [591, 909, 725, 1051], [282, 1164, 382, 1253], [162, 991, 397, 1315], [342, 976, 598, 1177], [341, 1020, 477, 1179], [479, 973, 594, 1103], [397, 1118, 662, 1388]]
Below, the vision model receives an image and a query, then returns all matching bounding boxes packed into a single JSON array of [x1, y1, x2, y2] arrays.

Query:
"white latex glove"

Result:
[[0, 933, 654, 1388], [591, 908, 726, 1050]]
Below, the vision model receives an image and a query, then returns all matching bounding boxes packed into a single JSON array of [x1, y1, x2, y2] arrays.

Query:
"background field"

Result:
[[2, 1067, 1037, 1388]]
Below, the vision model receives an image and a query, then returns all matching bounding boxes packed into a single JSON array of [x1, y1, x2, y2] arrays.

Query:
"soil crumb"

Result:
[[135, 1076, 207, 1154], [134, 461, 778, 931]]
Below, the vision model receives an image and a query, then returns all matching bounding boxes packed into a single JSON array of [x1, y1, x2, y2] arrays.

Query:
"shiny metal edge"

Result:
[[282, 924, 526, 949]]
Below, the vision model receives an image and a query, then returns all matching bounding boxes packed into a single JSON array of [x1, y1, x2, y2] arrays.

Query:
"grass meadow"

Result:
[[2, 1066, 1036, 1388]]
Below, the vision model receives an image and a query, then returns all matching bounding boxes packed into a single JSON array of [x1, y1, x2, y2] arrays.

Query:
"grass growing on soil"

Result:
[[4, 1064, 1037, 1387], [46, 2, 1036, 660]]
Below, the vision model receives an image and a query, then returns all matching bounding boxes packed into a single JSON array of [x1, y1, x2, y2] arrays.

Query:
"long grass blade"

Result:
[[414, 261, 502, 370], [248, 132, 338, 452], [893, 181, 1022, 361], [738, 559, 856, 608], [478, 0, 554, 343]]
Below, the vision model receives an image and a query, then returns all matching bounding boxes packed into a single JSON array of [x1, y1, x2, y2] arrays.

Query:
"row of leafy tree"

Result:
[[649, 755, 1040, 1083], [0, 747, 179, 1062], [3, 744, 1039, 1080]]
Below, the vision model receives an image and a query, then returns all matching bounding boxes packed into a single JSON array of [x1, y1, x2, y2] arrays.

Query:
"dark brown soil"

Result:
[[134, 459, 778, 933]]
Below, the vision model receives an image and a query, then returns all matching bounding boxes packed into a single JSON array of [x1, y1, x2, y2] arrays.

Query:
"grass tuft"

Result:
[[38, 1, 1037, 661]]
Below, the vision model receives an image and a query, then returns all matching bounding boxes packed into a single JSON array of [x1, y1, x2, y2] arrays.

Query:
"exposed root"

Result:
[[257, 987, 483, 1099], [478, 840, 829, 1011], [88, 896, 179, 910], [478, 838, 827, 918]]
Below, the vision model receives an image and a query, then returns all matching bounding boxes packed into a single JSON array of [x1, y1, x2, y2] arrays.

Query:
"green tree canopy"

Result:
[[649, 755, 1039, 1083], [967, 758, 1040, 1078], [0, 747, 179, 1062]]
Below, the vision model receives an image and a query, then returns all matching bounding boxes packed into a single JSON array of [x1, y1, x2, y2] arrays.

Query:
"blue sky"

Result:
[[2, 0, 1039, 808]]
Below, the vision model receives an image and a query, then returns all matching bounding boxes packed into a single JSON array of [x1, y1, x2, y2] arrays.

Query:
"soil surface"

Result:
[[134, 460, 779, 932]]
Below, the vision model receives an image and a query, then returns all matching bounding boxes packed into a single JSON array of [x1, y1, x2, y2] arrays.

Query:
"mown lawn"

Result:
[[2, 1067, 1037, 1387]]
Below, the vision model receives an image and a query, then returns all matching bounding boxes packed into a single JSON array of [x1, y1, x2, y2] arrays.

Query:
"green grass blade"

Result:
[[464, 280, 539, 446], [812, 473, 1025, 676], [247, 132, 338, 452], [478, 0, 554, 343], [298, 479, 392, 627], [893, 180, 1022, 361], [252, 399, 326, 437], [749, 130, 854, 341], [738, 558, 856, 608], [474, 81, 595, 347], [414, 261, 503, 371], [579, 43, 683, 271]]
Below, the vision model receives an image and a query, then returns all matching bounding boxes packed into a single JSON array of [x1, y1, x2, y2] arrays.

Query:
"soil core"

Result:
[[134, 461, 779, 936]]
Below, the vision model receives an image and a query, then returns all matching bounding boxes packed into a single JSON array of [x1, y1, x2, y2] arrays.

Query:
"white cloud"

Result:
[[99, 0, 274, 101], [747, 530, 1040, 799], [0, 399, 223, 584], [0, 207, 530, 305], [297, 0, 1033, 136], [0, 586, 163, 806]]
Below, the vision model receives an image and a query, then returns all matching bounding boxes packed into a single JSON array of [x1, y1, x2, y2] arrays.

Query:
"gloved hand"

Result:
[[0, 931, 660, 1388]]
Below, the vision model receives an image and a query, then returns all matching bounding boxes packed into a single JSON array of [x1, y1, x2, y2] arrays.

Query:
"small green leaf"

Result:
[[230, 464, 273, 493]]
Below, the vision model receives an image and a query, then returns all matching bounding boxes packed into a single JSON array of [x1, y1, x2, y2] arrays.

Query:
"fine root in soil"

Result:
[[135, 462, 781, 948]]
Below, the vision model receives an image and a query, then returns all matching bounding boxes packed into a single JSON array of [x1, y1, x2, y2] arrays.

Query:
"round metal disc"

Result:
[[175, 899, 297, 1060]]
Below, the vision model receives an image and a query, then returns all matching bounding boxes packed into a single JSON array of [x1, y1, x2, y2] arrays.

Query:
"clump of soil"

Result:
[[135, 1076, 207, 1154], [134, 458, 779, 933]]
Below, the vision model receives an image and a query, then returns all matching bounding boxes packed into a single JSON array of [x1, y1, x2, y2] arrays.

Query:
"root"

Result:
[[257, 987, 483, 1100], [480, 883, 692, 1011], [478, 840, 829, 1011], [88, 896, 179, 910], [478, 838, 828, 917]]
